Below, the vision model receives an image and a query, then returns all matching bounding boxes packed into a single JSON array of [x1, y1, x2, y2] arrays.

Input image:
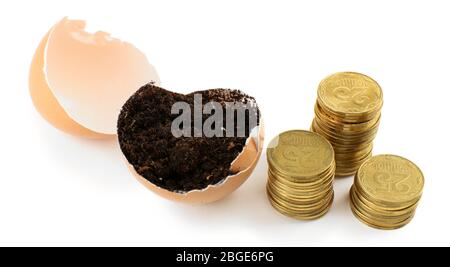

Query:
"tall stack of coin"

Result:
[[350, 155, 425, 230], [311, 72, 383, 177], [266, 130, 335, 220]]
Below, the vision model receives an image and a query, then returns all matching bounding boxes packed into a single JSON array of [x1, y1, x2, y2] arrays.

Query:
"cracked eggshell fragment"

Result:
[[127, 123, 265, 204], [29, 18, 160, 138]]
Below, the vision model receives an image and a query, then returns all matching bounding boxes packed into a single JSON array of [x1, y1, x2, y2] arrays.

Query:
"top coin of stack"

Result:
[[311, 72, 383, 177], [350, 155, 425, 230], [266, 130, 335, 220]]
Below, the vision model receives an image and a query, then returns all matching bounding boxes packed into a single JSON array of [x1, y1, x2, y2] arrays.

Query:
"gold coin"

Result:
[[268, 161, 335, 186], [313, 117, 381, 141], [268, 186, 334, 211], [268, 182, 333, 204], [351, 185, 418, 219], [311, 124, 379, 153], [268, 176, 333, 197], [349, 155, 424, 230], [266, 130, 335, 220], [354, 172, 420, 209], [312, 73, 383, 176], [312, 118, 380, 142], [350, 194, 414, 230], [267, 130, 334, 179], [356, 155, 424, 205], [314, 103, 382, 132], [335, 148, 372, 162], [268, 187, 334, 220], [317, 72, 383, 117]]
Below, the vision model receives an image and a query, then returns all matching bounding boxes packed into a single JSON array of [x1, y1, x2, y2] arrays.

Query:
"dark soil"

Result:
[[117, 84, 260, 192]]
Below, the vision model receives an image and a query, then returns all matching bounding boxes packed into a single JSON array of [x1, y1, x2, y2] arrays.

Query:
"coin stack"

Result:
[[266, 130, 335, 220], [350, 155, 425, 230], [311, 72, 383, 177]]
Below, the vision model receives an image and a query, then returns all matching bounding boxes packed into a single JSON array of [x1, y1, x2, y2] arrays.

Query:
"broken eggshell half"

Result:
[[118, 85, 264, 204], [29, 18, 160, 138]]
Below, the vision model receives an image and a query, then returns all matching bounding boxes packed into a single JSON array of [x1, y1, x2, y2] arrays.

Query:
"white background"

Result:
[[0, 0, 448, 247]]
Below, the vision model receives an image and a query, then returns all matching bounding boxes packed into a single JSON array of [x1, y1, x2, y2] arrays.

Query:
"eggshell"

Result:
[[29, 18, 160, 138], [128, 124, 265, 204]]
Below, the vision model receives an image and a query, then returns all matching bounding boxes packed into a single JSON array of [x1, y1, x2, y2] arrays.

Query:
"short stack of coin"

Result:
[[350, 155, 425, 230], [311, 72, 383, 177], [266, 130, 335, 220]]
